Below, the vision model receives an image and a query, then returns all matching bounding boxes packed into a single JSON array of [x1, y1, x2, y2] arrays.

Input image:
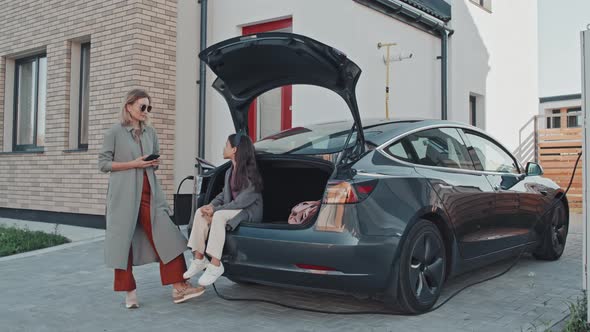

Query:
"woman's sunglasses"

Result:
[[139, 104, 152, 113]]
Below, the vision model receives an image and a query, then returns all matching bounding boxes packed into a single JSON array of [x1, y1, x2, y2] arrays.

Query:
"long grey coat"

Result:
[[98, 123, 187, 270], [210, 166, 263, 231]]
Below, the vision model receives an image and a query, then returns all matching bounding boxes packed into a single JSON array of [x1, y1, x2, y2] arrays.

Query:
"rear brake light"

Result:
[[355, 184, 375, 195], [322, 180, 377, 204]]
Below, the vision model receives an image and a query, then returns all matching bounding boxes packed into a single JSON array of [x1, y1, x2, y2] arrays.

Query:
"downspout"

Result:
[[434, 24, 454, 120], [441, 28, 449, 120], [190, 0, 208, 231], [385, 0, 454, 120], [197, 0, 208, 158]]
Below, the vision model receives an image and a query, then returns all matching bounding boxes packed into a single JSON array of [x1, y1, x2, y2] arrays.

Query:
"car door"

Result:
[[386, 127, 497, 259], [460, 129, 534, 249]]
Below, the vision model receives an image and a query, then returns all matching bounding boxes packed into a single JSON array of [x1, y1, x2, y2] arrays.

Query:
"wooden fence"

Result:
[[537, 125, 583, 212]]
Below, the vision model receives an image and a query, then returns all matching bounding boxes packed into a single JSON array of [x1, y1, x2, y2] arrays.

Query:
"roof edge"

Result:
[[539, 93, 582, 103]]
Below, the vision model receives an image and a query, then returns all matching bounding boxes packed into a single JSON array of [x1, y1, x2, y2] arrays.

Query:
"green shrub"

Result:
[[562, 291, 590, 332], [0, 225, 70, 257]]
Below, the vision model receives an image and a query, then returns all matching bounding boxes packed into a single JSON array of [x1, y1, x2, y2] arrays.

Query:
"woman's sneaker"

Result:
[[125, 290, 139, 309], [198, 262, 224, 286], [172, 284, 205, 304], [183, 256, 210, 279]]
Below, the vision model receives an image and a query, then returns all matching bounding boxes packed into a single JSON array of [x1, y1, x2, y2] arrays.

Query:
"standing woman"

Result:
[[99, 89, 203, 309], [184, 132, 263, 286]]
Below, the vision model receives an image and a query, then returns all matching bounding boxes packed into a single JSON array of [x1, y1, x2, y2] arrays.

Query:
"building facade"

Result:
[[176, 0, 539, 172], [0, 0, 177, 225], [0, 0, 540, 226]]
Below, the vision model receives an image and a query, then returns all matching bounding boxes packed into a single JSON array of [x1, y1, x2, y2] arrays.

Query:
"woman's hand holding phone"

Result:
[[134, 155, 160, 169]]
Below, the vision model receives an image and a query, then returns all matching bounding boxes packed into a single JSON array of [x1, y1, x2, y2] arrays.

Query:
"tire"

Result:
[[533, 200, 568, 261], [394, 219, 447, 314]]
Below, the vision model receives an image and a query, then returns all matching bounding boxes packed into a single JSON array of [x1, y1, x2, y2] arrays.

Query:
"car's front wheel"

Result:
[[533, 200, 568, 261], [394, 219, 447, 314]]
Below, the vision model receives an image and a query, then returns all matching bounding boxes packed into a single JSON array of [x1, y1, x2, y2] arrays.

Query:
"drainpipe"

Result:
[[197, 0, 208, 158], [381, 0, 454, 120], [191, 0, 208, 231], [441, 28, 448, 120], [433, 24, 454, 120]]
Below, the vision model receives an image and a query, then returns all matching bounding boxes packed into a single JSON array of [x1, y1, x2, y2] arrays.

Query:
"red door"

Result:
[[242, 18, 293, 141]]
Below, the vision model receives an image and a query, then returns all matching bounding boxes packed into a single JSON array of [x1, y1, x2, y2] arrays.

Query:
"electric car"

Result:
[[195, 32, 569, 313]]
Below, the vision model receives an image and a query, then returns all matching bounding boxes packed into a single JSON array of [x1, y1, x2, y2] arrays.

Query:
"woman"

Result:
[[99, 89, 204, 309], [184, 132, 263, 286]]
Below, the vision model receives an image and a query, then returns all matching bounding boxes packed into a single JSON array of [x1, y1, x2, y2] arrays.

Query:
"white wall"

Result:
[[175, 0, 539, 169], [175, 0, 200, 193], [202, 0, 441, 165], [449, 0, 538, 160]]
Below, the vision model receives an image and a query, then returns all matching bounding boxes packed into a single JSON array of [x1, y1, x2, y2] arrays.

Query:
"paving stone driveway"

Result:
[[0, 215, 583, 332]]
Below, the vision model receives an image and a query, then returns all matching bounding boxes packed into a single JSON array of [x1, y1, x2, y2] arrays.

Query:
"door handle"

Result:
[[540, 190, 548, 196], [493, 185, 500, 191]]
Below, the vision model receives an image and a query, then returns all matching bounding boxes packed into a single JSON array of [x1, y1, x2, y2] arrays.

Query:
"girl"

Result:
[[184, 132, 263, 286]]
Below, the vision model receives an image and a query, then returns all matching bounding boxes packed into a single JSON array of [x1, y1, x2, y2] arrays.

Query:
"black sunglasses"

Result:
[[139, 104, 152, 113]]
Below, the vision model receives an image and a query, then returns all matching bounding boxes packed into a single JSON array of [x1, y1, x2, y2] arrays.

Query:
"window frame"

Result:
[[460, 129, 522, 174], [383, 127, 477, 171], [546, 109, 562, 129], [377, 124, 523, 175], [469, 95, 477, 127], [13, 53, 47, 152], [566, 107, 581, 128], [78, 42, 90, 149]]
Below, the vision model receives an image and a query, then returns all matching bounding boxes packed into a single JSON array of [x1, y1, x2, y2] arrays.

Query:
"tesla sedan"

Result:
[[195, 32, 569, 313]]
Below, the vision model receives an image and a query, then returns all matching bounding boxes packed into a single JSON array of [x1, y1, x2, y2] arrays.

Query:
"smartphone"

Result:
[[144, 154, 160, 161]]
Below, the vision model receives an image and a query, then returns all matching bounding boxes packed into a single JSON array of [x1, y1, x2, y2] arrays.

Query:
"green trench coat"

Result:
[[98, 123, 187, 270]]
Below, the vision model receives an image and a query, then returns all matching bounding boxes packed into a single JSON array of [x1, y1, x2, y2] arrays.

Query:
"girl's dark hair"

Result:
[[228, 133, 263, 193]]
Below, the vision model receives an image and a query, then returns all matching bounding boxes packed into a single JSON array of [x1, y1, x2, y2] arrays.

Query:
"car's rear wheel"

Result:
[[394, 219, 446, 314], [533, 200, 568, 261]]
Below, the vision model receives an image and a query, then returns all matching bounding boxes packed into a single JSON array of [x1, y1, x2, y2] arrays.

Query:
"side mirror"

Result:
[[526, 162, 544, 176]]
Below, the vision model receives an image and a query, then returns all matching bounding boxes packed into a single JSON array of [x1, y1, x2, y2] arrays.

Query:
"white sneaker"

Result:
[[183, 256, 210, 279], [198, 263, 224, 286]]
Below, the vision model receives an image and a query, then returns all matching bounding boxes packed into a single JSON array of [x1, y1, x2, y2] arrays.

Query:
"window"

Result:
[[469, 95, 477, 126], [386, 141, 412, 162], [14, 54, 47, 151], [386, 128, 474, 170], [463, 131, 519, 174], [567, 107, 581, 128], [470, 0, 492, 11], [546, 109, 561, 129], [78, 42, 90, 148]]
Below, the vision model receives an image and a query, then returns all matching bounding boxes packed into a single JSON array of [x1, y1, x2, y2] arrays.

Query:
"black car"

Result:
[[195, 32, 569, 313]]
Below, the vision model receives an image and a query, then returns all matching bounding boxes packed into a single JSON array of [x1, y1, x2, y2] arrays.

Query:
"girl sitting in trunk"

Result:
[[184, 132, 263, 285]]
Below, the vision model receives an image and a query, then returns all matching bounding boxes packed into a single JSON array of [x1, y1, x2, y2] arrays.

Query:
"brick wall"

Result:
[[0, 0, 177, 217], [0, 56, 4, 150]]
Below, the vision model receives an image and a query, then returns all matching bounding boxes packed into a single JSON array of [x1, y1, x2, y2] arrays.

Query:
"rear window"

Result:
[[254, 121, 406, 155]]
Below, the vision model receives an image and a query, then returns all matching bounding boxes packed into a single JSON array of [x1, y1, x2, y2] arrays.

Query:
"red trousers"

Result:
[[114, 172, 187, 291]]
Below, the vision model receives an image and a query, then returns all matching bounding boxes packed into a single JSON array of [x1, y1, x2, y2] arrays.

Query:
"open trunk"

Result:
[[205, 156, 334, 226]]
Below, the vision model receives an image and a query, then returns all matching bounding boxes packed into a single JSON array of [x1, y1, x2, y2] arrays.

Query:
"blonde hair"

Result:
[[120, 89, 152, 127]]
